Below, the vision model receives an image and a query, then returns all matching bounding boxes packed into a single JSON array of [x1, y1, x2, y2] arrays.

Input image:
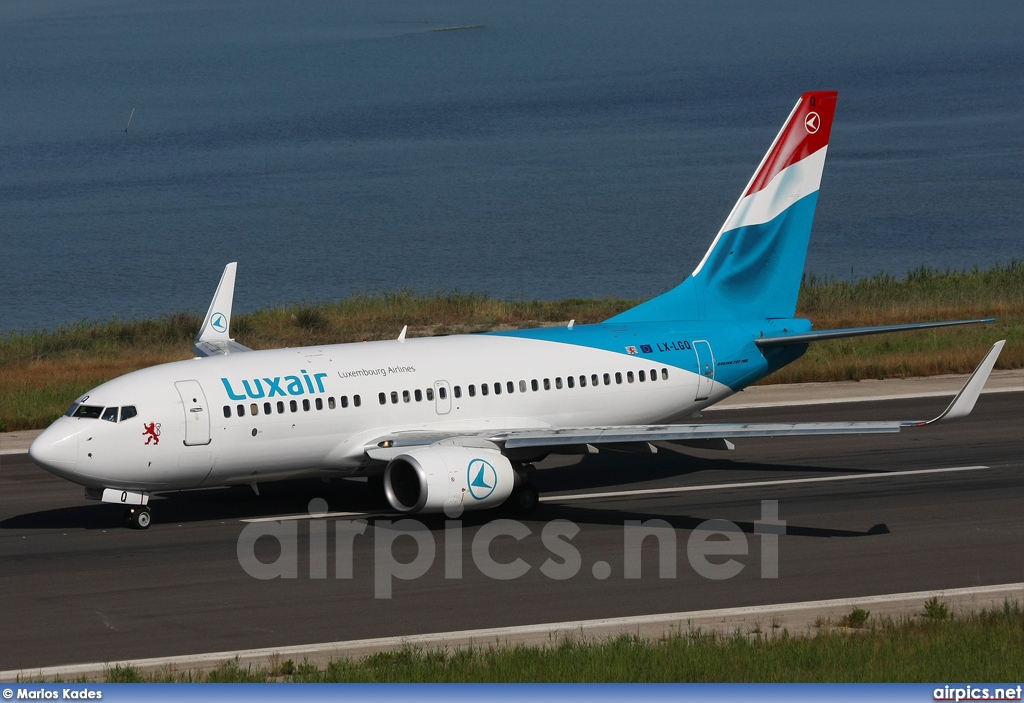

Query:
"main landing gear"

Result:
[[506, 481, 539, 515], [125, 505, 152, 530]]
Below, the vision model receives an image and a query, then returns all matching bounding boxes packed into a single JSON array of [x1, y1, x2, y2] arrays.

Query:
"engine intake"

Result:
[[384, 446, 515, 514]]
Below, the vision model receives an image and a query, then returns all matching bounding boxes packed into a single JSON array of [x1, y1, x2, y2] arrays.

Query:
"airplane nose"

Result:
[[29, 419, 79, 478]]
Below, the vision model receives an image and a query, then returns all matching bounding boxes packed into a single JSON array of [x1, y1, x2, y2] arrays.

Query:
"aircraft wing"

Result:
[[364, 340, 1004, 460], [193, 262, 253, 357]]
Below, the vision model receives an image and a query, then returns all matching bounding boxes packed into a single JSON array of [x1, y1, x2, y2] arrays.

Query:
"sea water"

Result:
[[1, 0, 1022, 331]]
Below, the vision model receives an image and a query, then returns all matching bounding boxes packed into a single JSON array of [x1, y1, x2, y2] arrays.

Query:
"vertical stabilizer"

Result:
[[193, 262, 252, 356], [609, 91, 838, 323]]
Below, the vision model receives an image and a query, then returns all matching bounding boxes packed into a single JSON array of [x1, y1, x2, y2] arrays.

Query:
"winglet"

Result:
[[906, 340, 1005, 426], [192, 262, 252, 357]]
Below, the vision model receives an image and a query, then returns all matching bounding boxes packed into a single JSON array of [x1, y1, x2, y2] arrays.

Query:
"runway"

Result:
[[1, 391, 1021, 671]]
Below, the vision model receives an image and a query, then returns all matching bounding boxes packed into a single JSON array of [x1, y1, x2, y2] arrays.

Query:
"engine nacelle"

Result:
[[384, 446, 515, 514]]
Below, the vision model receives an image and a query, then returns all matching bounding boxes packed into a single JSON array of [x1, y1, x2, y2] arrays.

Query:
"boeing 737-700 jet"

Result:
[[30, 91, 1004, 528]]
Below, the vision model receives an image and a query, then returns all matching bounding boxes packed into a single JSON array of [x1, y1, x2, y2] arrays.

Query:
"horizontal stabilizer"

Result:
[[755, 318, 995, 347]]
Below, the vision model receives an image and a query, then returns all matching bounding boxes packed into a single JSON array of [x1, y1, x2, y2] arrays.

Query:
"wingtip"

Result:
[[926, 340, 1005, 424]]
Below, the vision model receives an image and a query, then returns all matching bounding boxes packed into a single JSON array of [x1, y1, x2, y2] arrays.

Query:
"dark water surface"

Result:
[[2, 0, 1022, 331]]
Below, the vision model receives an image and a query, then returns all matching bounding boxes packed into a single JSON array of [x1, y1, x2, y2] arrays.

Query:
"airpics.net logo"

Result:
[[236, 499, 786, 599]]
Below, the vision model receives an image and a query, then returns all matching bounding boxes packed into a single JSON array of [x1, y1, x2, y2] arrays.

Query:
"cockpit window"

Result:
[[101, 407, 119, 423], [64, 404, 80, 417], [71, 405, 103, 419], [121, 406, 138, 421]]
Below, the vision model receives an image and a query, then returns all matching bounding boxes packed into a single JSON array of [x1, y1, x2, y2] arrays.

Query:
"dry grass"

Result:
[[2, 264, 1020, 431]]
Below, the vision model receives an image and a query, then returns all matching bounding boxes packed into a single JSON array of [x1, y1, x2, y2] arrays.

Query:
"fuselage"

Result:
[[29, 319, 807, 493]]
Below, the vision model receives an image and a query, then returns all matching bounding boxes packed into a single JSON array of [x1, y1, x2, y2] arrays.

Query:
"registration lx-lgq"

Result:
[[30, 91, 1004, 529]]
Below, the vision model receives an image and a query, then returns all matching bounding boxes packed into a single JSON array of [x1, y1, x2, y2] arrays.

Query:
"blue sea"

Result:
[[2, 0, 1022, 332]]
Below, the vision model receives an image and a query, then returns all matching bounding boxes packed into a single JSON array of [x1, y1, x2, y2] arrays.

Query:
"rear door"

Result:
[[175, 380, 211, 445], [693, 340, 715, 401]]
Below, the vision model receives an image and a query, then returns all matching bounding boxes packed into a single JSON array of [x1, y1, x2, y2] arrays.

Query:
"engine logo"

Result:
[[467, 458, 497, 500]]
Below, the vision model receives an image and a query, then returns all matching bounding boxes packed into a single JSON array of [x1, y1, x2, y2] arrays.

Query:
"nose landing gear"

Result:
[[125, 505, 152, 529]]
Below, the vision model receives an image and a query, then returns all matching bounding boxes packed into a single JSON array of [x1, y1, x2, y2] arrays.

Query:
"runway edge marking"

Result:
[[540, 464, 991, 503], [4, 582, 1022, 681]]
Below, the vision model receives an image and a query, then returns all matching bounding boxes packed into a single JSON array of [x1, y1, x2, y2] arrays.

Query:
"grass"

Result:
[[86, 600, 1024, 683], [2, 263, 1021, 431]]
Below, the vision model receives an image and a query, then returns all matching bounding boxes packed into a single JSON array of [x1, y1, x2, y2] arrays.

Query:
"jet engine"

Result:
[[384, 446, 515, 514]]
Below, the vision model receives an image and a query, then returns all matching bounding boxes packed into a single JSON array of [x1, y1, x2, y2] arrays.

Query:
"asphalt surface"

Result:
[[1, 392, 1022, 671]]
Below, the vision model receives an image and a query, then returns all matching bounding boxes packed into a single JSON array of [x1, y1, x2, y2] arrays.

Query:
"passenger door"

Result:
[[693, 341, 715, 401], [175, 380, 211, 445]]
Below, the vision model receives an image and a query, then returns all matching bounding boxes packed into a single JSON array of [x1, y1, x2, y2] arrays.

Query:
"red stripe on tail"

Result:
[[745, 91, 837, 197]]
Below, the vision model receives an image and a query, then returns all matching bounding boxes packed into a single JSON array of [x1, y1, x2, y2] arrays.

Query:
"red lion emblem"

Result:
[[143, 422, 161, 445]]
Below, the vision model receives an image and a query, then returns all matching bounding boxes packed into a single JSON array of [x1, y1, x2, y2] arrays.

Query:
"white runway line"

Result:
[[540, 464, 991, 503], [238, 465, 991, 522]]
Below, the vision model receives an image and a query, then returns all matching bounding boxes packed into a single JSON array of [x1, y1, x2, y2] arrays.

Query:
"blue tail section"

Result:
[[608, 91, 837, 323]]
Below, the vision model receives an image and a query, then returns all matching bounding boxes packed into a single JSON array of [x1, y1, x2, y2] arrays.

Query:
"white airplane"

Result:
[[30, 91, 1004, 529]]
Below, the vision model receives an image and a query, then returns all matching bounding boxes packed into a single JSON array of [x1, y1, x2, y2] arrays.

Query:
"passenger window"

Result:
[[555, 377, 563, 389], [354, 395, 361, 407], [639, 370, 646, 382], [341, 396, 349, 408], [237, 404, 245, 417], [481, 384, 489, 396], [579, 375, 586, 387], [603, 373, 610, 386], [662, 368, 669, 380], [390, 391, 398, 404], [290, 400, 298, 412], [568, 376, 576, 388], [520, 380, 528, 393], [264, 402, 272, 415], [592, 374, 600, 386], [454, 386, 462, 399], [494, 382, 501, 395], [328, 397, 336, 410], [403, 390, 410, 403], [439, 386, 448, 400], [121, 406, 138, 421], [627, 371, 634, 383], [529, 379, 537, 392], [615, 372, 622, 384], [507, 381, 515, 394], [468, 384, 476, 397], [415, 389, 423, 402], [543, 378, 550, 390], [303, 399, 311, 411], [426, 388, 434, 401], [223, 406, 231, 418], [315, 397, 323, 410], [277, 401, 285, 413], [379, 393, 386, 405], [650, 368, 658, 382], [250, 403, 259, 416]]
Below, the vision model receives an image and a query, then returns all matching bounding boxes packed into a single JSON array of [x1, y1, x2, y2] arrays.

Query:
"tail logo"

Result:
[[804, 112, 821, 134]]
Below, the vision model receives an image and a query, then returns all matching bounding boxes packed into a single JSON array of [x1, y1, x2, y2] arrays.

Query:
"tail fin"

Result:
[[609, 91, 838, 323]]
